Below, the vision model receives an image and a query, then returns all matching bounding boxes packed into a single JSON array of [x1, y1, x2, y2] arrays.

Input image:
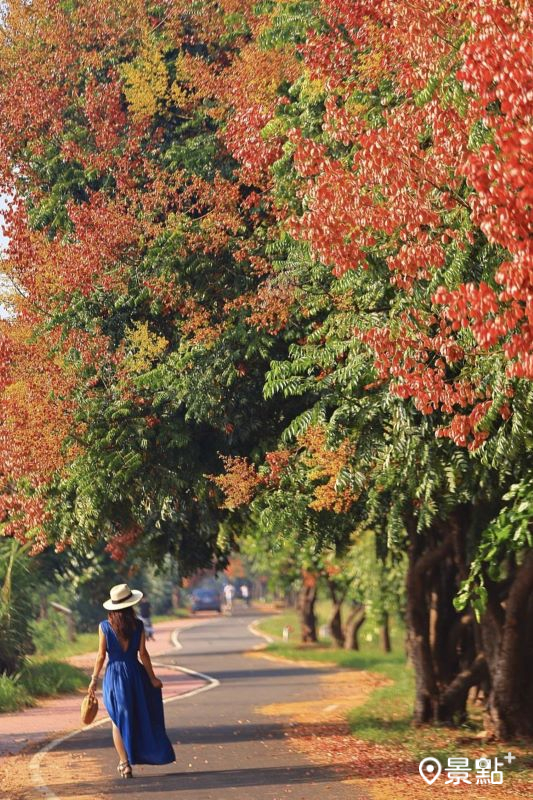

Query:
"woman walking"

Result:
[[89, 583, 175, 778]]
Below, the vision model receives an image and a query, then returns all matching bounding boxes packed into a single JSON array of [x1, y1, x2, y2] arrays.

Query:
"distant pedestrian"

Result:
[[223, 582, 236, 612], [89, 584, 175, 778], [241, 584, 250, 606], [138, 595, 155, 640]]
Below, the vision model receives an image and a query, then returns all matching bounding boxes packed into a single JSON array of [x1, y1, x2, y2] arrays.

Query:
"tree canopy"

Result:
[[0, 0, 531, 738]]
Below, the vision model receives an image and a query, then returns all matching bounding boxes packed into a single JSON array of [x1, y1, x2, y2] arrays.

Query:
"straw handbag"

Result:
[[81, 692, 98, 725]]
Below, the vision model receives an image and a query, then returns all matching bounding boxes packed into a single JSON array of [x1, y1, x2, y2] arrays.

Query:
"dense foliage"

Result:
[[0, 0, 292, 569], [0, 0, 531, 738], [0, 539, 36, 672]]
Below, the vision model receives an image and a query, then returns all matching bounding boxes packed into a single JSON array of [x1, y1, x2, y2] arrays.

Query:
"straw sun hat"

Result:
[[103, 583, 143, 611]]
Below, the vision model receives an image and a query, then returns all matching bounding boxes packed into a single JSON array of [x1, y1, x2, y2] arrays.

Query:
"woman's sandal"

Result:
[[117, 760, 133, 779]]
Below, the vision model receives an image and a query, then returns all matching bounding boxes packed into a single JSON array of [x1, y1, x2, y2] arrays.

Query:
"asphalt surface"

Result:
[[50, 608, 367, 800]]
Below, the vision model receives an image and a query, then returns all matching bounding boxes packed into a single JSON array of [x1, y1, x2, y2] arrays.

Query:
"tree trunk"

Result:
[[406, 510, 477, 725], [329, 602, 344, 647], [406, 519, 449, 723], [405, 505, 532, 738], [484, 549, 533, 738], [298, 579, 318, 643], [440, 652, 488, 713], [324, 576, 346, 647], [380, 611, 391, 653], [343, 603, 366, 650]]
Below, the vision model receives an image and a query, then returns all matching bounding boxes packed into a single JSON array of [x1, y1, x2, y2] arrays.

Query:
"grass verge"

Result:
[[255, 617, 533, 790], [0, 673, 31, 713], [0, 660, 89, 713], [257, 602, 332, 641], [34, 631, 100, 662]]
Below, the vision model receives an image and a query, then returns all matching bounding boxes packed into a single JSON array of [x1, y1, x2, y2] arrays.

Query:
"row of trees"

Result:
[[0, 1, 531, 738], [240, 525, 403, 651]]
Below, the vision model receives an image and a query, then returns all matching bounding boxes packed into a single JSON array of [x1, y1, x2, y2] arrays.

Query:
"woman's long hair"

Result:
[[108, 607, 138, 647]]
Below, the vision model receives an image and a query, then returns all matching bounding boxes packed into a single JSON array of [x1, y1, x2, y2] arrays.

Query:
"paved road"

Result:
[[45, 608, 366, 800]]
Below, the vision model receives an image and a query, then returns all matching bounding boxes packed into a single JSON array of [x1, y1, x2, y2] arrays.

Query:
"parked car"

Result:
[[190, 588, 221, 613]]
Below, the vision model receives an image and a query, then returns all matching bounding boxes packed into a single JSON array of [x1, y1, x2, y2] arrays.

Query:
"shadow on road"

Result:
[[63, 720, 351, 752], [42, 761, 357, 795]]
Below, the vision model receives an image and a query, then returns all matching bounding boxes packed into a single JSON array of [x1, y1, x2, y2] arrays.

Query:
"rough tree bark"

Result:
[[406, 508, 480, 725], [406, 517, 447, 723], [481, 549, 533, 739], [406, 504, 533, 738]]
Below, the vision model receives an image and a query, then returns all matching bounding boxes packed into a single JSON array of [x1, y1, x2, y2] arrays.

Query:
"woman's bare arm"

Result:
[[89, 625, 107, 695], [138, 628, 163, 688]]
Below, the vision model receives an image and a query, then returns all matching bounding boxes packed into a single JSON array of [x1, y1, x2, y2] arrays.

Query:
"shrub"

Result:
[[0, 540, 37, 674], [20, 660, 88, 697], [0, 672, 32, 713], [0, 660, 89, 713]]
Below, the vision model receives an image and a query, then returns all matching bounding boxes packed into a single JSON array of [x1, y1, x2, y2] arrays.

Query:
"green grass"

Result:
[[20, 660, 89, 697], [34, 631, 100, 661], [347, 655, 415, 746], [258, 601, 336, 641], [261, 638, 406, 673], [152, 608, 190, 623], [258, 610, 302, 639], [256, 615, 533, 787], [258, 602, 405, 651], [0, 660, 89, 713], [0, 673, 32, 712]]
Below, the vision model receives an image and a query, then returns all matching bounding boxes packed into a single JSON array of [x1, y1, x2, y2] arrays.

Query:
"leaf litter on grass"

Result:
[[253, 657, 532, 800]]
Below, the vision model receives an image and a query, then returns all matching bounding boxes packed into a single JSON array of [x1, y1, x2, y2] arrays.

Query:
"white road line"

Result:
[[170, 620, 202, 650], [29, 633, 220, 800], [170, 614, 224, 649], [247, 618, 274, 647], [153, 661, 219, 695], [323, 703, 339, 713]]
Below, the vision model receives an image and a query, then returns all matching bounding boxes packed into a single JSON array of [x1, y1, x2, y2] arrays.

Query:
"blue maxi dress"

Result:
[[101, 619, 175, 765]]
